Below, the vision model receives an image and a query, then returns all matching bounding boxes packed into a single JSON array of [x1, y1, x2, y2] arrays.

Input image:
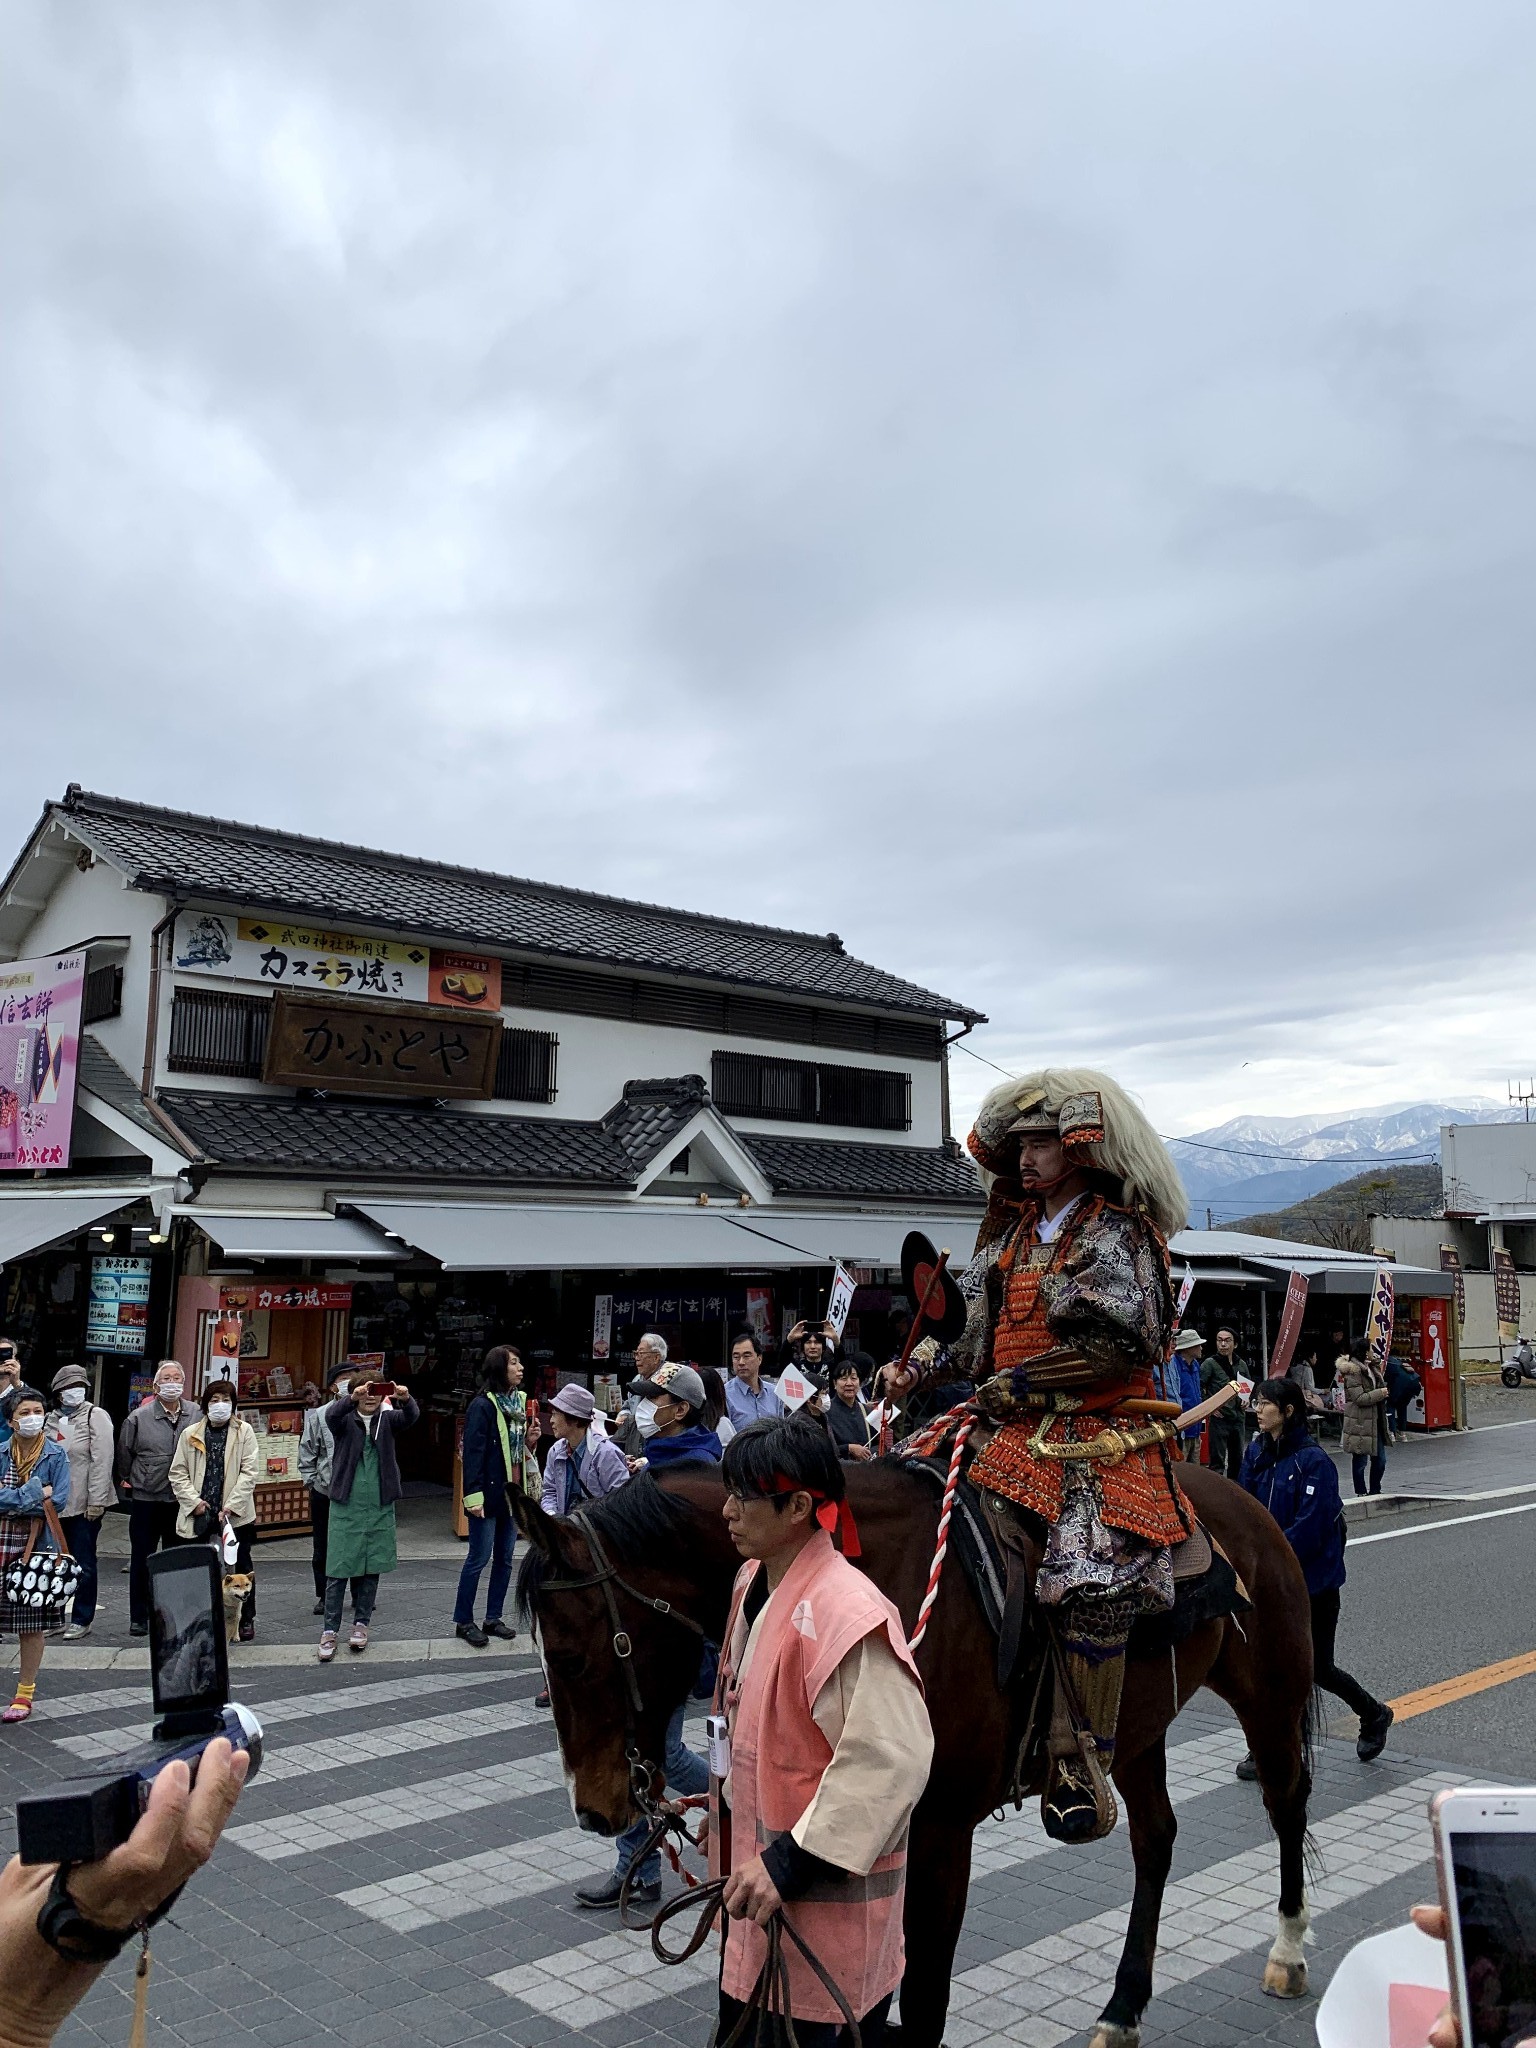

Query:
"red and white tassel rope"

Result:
[[906, 1415, 973, 1653]]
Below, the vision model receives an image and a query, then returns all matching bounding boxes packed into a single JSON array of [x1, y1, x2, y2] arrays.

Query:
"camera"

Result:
[[15, 1547, 264, 1864]]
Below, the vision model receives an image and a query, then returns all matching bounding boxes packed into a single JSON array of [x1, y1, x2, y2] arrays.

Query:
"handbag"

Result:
[[3, 1499, 82, 1610]]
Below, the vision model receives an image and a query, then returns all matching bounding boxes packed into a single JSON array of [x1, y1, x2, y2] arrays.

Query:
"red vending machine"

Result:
[[1410, 1297, 1456, 1431]]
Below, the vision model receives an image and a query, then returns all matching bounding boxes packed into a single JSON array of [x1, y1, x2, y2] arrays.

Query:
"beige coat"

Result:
[[168, 1416, 260, 1536], [1337, 1356, 1389, 1456]]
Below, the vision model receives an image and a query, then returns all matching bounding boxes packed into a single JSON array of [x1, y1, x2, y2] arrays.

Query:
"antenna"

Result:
[[1509, 1080, 1536, 1123]]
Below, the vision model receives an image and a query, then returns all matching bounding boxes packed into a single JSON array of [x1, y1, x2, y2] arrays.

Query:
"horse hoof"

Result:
[[1088, 2025, 1140, 2048], [1262, 1958, 1309, 1999]]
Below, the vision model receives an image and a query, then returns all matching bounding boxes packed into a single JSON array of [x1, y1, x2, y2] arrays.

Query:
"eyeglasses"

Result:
[[725, 1488, 792, 1510]]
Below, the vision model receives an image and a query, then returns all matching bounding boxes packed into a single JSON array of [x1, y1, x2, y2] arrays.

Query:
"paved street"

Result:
[[3, 1399, 1530, 2048]]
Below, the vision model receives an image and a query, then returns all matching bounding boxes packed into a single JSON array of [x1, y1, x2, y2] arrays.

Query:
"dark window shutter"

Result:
[[493, 1028, 559, 1104], [711, 1051, 911, 1132], [81, 963, 124, 1026], [166, 989, 271, 1079]]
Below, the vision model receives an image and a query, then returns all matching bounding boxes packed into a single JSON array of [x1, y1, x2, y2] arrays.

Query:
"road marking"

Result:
[[486, 1731, 1253, 2021], [226, 1749, 573, 1860], [36, 1664, 514, 1732], [1351, 1500, 1536, 1545], [1390, 1649, 1536, 1721], [940, 1774, 1451, 2048]]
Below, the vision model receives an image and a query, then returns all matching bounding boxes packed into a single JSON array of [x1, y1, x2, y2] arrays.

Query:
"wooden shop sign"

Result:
[[262, 988, 502, 1100]]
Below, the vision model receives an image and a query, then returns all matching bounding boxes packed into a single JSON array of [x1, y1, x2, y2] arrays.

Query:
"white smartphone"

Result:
[[1431, 1785, 1536, 2048]]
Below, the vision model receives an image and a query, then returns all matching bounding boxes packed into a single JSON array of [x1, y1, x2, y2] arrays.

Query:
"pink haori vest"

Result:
[[710, 1530, 924, 2024]]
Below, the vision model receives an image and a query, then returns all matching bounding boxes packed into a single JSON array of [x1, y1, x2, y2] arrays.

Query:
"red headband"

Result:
[[763, 1474, 861, 1558]]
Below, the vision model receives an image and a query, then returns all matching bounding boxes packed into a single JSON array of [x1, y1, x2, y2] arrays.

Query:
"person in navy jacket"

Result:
[[1236, 1376, 1392, 1778]]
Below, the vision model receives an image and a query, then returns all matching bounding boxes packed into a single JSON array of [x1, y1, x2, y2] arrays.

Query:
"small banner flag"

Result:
[[1364, 1268, 1396, 1368], [1268, 1270, 1311, 1376]]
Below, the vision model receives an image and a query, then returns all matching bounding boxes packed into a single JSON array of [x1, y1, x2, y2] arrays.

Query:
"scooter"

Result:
[[1500, 1349, 1536, 1389]]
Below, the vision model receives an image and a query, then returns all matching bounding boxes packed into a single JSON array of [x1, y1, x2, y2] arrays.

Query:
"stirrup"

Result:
[[1042, 1753, 1117, 1843]]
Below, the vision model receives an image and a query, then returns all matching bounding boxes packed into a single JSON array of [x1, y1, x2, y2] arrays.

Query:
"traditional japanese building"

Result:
[[0, 786, 985, 1522]]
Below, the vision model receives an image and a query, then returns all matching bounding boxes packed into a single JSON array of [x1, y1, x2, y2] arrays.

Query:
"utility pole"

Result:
[[1206, 1206, 1213, 1231], [1509, 1080, 1536, 1123]]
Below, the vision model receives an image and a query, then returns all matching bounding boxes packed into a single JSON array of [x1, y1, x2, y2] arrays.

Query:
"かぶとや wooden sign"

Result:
[[262, 989, 502, 1100]]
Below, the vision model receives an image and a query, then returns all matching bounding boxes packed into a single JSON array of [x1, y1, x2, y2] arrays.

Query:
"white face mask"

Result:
[[60, 1387, 86, 1410], [14, 1414, 45, 1438], [158, 1382, 184, 1405], [206, 1402, 233, 1425], [332, 1381, 350, 1399], [635, 1399, 659, 1440]]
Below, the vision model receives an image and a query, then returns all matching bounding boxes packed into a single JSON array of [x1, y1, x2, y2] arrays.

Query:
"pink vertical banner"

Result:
[[0, 951, 86, 1171], [1268, 1270, 1311, 1375]]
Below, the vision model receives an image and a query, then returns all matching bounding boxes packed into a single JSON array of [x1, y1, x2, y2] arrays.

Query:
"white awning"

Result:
[[0, 1187, 155, 1268], [179, 1212, 403, 1262], [344, 1200, 979, 1273]]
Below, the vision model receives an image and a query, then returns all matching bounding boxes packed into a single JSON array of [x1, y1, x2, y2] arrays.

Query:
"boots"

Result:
[[1041, 1635, 1124, 1844]]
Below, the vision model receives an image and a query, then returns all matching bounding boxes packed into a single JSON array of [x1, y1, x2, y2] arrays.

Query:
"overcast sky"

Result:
[[4, 2, 1533, 1138]]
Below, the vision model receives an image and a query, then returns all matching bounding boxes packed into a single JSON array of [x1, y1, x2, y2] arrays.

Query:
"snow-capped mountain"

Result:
[[1168, 1099, 1523, 1218]]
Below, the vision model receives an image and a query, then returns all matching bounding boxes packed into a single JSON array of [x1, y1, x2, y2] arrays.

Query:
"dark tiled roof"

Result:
[[600, 1077, 710, 1165], [77, 1035, 168, 1144], [745, 1135, 984, 1206], [55, 789, 981, 1021], [161, 1091, 634, 1187]]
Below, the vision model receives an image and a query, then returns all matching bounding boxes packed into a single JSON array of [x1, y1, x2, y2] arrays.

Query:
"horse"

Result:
[[512, 1452, 1315, 2048]]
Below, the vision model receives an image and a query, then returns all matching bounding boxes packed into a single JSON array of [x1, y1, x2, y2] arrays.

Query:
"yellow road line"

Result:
[[1389, 1648, 1536, 1720]]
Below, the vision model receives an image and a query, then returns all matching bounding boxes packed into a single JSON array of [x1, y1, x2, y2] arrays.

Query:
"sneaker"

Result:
[[574, 1874, 659, 1910], [483, 1619, 517, 1641], [535, 1689, 550, 1709], [318, 1631, 338, 1664], [1235, 1751, 1260, 1782], [1357, 1703, 1394, 1762], [348, 1623, 369, 1654], [61, 1621, 93, 1640], [129, 1621, 148, 1637], [456, 1622, 489, 1648]]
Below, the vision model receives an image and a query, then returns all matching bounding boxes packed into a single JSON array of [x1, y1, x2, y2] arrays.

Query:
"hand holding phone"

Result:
[[1431, 1786, 1536, 2048]]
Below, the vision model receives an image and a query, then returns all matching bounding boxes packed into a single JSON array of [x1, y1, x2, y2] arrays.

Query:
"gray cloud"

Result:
[[3, 0, 1534, 1137]]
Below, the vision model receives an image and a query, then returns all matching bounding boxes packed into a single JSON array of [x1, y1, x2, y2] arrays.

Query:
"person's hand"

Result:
[[848, 1444, 872, 1462], [0, 1740, 248, 2047], [881, 1362, 916, 1396], [525, 1414, 541, 1448], [1410, 1904, 1536, 2048], [788, 1321, 806, 1340], [193, 1501, 209, 1517], [466, 1504, 484, 1519], [394, 1383, 409, 1398], [85, 1508, 104, 1522], [626, 1455, 644, 1474], [723, 1853, 783, 1927]]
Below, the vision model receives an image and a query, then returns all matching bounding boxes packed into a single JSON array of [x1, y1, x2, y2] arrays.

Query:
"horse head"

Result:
[[511, 1463, 737, 1836]]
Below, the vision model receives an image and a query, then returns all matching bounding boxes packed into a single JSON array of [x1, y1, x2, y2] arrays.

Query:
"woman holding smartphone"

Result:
[[318, 1376, 418, 1661]]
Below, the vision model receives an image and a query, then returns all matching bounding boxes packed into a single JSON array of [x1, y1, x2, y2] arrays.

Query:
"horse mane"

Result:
[[516, 1462, 718, 1622]]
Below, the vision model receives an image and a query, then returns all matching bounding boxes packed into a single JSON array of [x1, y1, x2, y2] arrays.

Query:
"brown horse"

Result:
[[513, 1453, 1314, 2048]]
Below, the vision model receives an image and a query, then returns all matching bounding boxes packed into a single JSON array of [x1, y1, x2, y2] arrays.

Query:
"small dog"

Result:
[[221, 1573, 254, 1643]]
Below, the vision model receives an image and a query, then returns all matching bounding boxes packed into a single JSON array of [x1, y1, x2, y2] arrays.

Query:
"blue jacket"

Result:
[[459, 1392, 528, 1514], [643, 1424, 722, 1469], [0, 1438, 72, 1549], [1239, 1425, 1345, 1594]]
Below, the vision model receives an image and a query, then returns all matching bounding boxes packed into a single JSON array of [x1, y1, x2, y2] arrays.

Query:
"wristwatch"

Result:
[[35, 1864, 183, 1964]]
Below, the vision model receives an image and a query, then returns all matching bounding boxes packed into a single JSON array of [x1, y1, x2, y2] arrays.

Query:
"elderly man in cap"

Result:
[[47, 1366, 115, 1638], [1169, 1330, 1207, 1462], [888, 1067, 1191, 1844], [639, 1362, 724, 1469]]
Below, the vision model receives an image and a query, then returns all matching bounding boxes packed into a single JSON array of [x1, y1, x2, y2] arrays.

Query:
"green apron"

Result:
[[325, 1434, 397, 1579]]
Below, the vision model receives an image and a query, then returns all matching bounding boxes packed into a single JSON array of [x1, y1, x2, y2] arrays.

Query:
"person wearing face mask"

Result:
[[116, 1361, 201, 1637], [319, 1374, 419, 1660], [169, 1381, 261, 1640], [45, 1367, 114, 1639], [0, 1389, 72, 1720], [297, 1361, 356, 1617]]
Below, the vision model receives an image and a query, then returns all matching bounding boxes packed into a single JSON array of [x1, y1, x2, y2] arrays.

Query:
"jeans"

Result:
[[323, 1574, 379, 1631], [60, 1514, 100, 1626], [1391, 1401, 1414, 1436], [718, 1991, 892, 2048], [1351, 1450, 1386, 1496], [308, 1491, 330, 1599], [454, 1509, 516, 1627], [614, 1701, 709, 1886], [1207, 1422, 1244, 1482], [127, 1501, 183, 1627], [1310, 1588, 1383, 1720]]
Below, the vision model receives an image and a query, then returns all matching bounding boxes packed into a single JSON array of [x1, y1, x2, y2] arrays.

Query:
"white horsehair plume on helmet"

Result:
[[969, 1067, 1189, 1238]]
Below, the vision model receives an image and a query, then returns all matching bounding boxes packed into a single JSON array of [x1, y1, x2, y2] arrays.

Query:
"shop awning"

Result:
[[342, 1200, 979, 1273], [180, 1212, 403, 1262], [0, 1187, 154, 1268]]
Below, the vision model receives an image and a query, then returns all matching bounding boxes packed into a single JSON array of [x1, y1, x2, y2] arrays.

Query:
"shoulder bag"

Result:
[[3, 1499, 82, 1610]]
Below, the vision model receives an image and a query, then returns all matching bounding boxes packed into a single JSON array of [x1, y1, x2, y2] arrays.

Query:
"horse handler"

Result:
[[709, 1417, 934, 2048]]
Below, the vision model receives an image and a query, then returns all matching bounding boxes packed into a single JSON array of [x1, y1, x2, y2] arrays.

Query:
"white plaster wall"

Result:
[[155, 976, 947, 1145], [13, 853, 160, 1079]]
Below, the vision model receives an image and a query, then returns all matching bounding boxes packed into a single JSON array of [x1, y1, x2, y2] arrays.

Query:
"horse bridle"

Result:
[[537, 1509, 708, 1814]]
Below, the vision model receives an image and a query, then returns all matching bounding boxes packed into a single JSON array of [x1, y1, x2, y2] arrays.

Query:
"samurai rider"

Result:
[[888, 1069, 1190, 1845]]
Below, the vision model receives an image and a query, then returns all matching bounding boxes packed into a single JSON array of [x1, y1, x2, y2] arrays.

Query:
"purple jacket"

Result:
[[540, 1429, 632, 1515]]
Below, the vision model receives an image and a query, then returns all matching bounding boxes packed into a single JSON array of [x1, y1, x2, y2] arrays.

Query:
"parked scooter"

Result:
[[1500, 1338, 1536, 1388]]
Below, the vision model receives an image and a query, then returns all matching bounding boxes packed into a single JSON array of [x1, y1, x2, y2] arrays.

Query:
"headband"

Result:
[[763, 1473, 861, 1558]]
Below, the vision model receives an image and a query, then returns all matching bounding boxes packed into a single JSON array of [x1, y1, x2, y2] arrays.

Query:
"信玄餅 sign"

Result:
[[0, 951, 84, 1172], [173, 912, 501, 1011]]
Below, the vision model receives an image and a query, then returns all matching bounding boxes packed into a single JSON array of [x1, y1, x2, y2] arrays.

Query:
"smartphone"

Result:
[[1431, 1785, 1536, 2048], [149, 1545, 229, 1723]]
